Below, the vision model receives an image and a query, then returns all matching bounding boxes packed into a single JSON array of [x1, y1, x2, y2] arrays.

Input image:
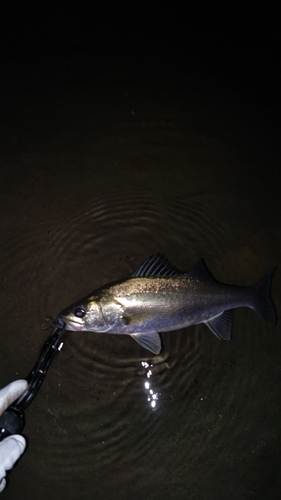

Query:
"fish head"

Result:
[[57, 295, 107, 332]]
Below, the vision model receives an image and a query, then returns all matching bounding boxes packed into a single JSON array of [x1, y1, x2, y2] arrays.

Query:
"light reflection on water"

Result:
[[141, 361, 160, 410]]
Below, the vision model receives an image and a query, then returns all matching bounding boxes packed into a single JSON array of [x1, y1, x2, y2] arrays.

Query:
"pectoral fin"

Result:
[[130, 332, 161, 354], [205, 311, 232, 340]]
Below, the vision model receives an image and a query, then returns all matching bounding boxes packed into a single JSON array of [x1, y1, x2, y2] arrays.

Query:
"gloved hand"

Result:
[[0, 380, 28, 493]]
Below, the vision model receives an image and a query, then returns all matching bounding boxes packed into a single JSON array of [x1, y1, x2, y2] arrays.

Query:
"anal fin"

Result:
[[205, 311, 232, 340]]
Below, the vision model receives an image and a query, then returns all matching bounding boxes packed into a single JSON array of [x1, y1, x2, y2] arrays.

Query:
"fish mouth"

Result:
[[65, 321, 84, 331], [56, 316, 84, 331]]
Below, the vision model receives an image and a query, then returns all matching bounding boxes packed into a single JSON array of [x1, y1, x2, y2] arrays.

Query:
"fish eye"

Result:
[[74, 307, 85, 318]]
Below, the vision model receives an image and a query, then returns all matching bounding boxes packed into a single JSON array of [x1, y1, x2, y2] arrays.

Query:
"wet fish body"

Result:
[[57, 254, 276, 354]]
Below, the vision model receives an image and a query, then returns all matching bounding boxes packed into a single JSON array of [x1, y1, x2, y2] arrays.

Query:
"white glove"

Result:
[[0, 380, 28, 415], [0, 380, 28, 493], [0, 435, 26, 492]]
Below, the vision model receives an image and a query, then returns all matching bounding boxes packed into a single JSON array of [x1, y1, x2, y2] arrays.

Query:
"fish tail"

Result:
[[252, 268, 277, 325]]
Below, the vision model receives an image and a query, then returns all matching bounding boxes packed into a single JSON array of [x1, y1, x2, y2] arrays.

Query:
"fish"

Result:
[[56, 254, 276, 355]]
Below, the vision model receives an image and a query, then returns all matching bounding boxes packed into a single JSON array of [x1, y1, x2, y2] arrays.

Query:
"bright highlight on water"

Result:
[[56, 254, 276, 354]]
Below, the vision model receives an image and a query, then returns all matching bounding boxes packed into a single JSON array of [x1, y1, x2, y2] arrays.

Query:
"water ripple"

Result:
[[1, 188, 273, 484]]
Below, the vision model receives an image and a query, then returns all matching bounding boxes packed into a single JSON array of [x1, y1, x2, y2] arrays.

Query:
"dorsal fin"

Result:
[[131, 254, 187, 278], [187, 258, 217, 284]]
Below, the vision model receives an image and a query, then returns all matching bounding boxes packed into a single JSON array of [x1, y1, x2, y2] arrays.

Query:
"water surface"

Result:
[[0, 72, 280, 499]]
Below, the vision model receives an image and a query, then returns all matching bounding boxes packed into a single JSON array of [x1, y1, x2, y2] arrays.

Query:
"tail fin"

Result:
[[253, 268, 277, 325]]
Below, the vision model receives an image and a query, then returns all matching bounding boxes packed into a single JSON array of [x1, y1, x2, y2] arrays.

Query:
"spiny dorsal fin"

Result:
[[131, 253, 187, 278]]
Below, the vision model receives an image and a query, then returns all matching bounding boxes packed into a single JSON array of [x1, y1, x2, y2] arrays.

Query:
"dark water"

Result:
[[1, 6, 281, 500]]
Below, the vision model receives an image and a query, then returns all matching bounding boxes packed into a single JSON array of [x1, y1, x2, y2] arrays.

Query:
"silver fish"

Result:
[[56, 254, 276, 354]]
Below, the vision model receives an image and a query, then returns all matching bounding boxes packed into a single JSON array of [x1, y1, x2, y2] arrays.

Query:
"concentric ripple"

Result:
[[1, 185, 276, 487]]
